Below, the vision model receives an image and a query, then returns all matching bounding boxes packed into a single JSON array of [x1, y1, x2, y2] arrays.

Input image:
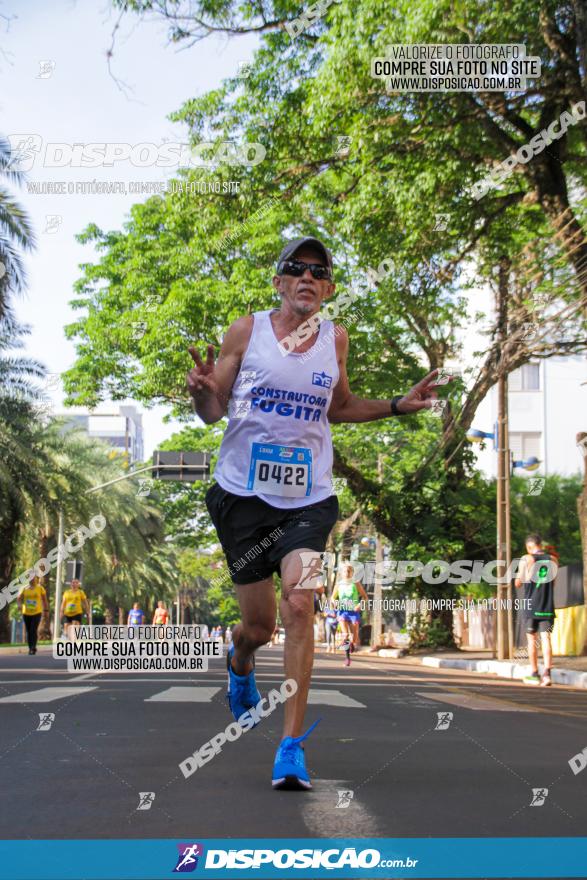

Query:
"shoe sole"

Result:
[[272, 775, 312, 791], [523, 679, 540, 685]]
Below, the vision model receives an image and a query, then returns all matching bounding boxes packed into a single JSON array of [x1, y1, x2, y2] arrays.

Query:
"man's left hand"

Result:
[[396, 369, 453, 414]]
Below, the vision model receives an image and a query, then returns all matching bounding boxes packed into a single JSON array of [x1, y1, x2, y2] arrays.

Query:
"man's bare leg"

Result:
[[527, 632, 538, 672], [279, 548, 318, 739], [541, 631, 552, 671], [230, 578, 276, 675]]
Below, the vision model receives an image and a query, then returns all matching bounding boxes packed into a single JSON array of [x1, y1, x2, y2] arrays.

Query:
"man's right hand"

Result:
[[186, 345, 220, 401]]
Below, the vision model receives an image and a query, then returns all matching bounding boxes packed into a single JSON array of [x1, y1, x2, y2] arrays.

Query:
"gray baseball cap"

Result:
[[277, 236, 334, 274]]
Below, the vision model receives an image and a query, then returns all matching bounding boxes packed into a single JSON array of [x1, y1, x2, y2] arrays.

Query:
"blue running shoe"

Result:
[[272, 719, 321, 790], [226, 645, 262, 727]]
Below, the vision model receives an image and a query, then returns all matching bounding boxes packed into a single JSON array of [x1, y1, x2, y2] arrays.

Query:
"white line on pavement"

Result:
[[415, 691, 539, 712], [0, 686, 98, 703], [307, 689, 366, 708], [145, 687, 222, 702]]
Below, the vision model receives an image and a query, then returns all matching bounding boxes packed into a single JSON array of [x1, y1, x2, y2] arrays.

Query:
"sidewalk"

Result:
[[0, 643, 54, 655], [355, 646, 587, 689]]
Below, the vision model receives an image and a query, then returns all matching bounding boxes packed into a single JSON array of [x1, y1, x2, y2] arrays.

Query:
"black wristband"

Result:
[[390, 395, 406, 416]]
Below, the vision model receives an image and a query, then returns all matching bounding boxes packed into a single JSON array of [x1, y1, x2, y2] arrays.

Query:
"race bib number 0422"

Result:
[[247, 443, 313, 497]]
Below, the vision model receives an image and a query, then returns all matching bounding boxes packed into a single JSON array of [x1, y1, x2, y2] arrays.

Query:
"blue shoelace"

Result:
[[278, 718, 321, 764]]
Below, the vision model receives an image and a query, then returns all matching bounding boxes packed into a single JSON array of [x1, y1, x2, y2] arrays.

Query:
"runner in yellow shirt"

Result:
[[18, 576, 49, 655], [60, 579, 90, 638]]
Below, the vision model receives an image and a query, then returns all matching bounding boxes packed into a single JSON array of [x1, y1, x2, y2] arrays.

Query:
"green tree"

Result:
[[8, 421, 175, 636], [61, 0, 586, 593], [0, 323, 48, 641], [0, 138, 36, 320]]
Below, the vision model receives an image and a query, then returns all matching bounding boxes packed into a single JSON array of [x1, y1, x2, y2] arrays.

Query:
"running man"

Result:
[[127, 602, 145, 626], [332, 562, 368, 666], [18, 575, 49, 655], [187, 235, 450, 789], [60, 578, 90, 639], [515, 533, 557, 686]]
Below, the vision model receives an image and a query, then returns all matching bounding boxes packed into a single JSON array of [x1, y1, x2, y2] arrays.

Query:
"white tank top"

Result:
[[214, 309, 339, 509]]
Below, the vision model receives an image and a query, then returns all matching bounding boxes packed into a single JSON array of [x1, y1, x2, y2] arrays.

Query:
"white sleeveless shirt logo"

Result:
[[214, 309, 339, 509]]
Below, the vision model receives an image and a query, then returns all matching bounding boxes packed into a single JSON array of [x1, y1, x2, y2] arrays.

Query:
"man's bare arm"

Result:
[[187, 316, 253, 424], [515, 555, 530, 588], [328, 329, 395, 423], [328, 327, 445, 423]]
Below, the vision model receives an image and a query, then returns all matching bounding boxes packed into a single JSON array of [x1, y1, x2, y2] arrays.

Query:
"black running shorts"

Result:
[[205, 481, 339, 585], [526, 617, 555, 634]]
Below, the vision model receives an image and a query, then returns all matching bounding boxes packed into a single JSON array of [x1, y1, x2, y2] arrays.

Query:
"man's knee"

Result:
[[242, 620, 274, 646], [282, 591, 313, 627]]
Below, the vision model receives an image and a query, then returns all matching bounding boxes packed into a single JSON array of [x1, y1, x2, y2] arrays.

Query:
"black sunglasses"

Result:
[[277, 259, 332, 281]]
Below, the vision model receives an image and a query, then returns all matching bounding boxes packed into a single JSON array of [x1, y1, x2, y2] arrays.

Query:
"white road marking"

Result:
[[301, 779, 384, 837], [145, 686, 222, 702], [307, 689, 366, 708], [68, 672, 106, 682], [416, 691, 539, 712], [0, 686, 97, 703]]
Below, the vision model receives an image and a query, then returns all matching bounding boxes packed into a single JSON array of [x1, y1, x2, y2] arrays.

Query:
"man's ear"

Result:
[[272, 275, 282, 293]]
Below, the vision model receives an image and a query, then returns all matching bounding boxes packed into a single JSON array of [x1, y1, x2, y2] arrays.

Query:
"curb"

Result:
[[421, 656, 587, 689]]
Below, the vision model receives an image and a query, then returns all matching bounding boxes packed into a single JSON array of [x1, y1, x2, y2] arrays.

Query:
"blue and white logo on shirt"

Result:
[[312, 371, 332, 388]]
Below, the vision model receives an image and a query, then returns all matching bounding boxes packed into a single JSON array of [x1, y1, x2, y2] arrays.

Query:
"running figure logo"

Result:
[[297, 550, 330, 590], [336, 790, 354, 809], [136, 480, 152, 498], [43, 215, 62, 234], [530, 788, 549, 806], [37, 60, 56, 79], [136, 792, 156, 811], [36, 713, 55, 731], [526, 477, 545, 496], [6, 135, 42, 171], [429, 399, 448, 416], [435, 711, 453, 731], [229, 400, 251, 420], [238, 370, 256, 390], [173, 843, 204, 873], [334, 135, 352, 156]]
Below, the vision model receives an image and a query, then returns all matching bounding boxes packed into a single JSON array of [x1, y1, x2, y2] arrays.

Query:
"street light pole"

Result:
[[496, 257, 512, 660], [506, 450, 514, 658], [371, 454, 384, 648], [53, 510, 65, 640]]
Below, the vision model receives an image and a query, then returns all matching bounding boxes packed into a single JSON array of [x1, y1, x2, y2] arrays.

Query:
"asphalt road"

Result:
[[1, 645, 586, 845]]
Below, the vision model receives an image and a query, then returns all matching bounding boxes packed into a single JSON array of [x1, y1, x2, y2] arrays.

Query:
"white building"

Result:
[[471, 355, 587, 478], [59, 404, 145, 463], [455, 278, 587, 478]]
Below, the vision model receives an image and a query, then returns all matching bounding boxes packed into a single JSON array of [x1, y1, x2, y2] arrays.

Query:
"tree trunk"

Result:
[[104, 600, 117, 626], [0, 517, 20, 643], [37, 527, 53, 640], [0, 562, 13, 643]]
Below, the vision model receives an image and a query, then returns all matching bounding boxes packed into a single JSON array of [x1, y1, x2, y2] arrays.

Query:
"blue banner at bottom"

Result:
[[1, 838, 586, 879]]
